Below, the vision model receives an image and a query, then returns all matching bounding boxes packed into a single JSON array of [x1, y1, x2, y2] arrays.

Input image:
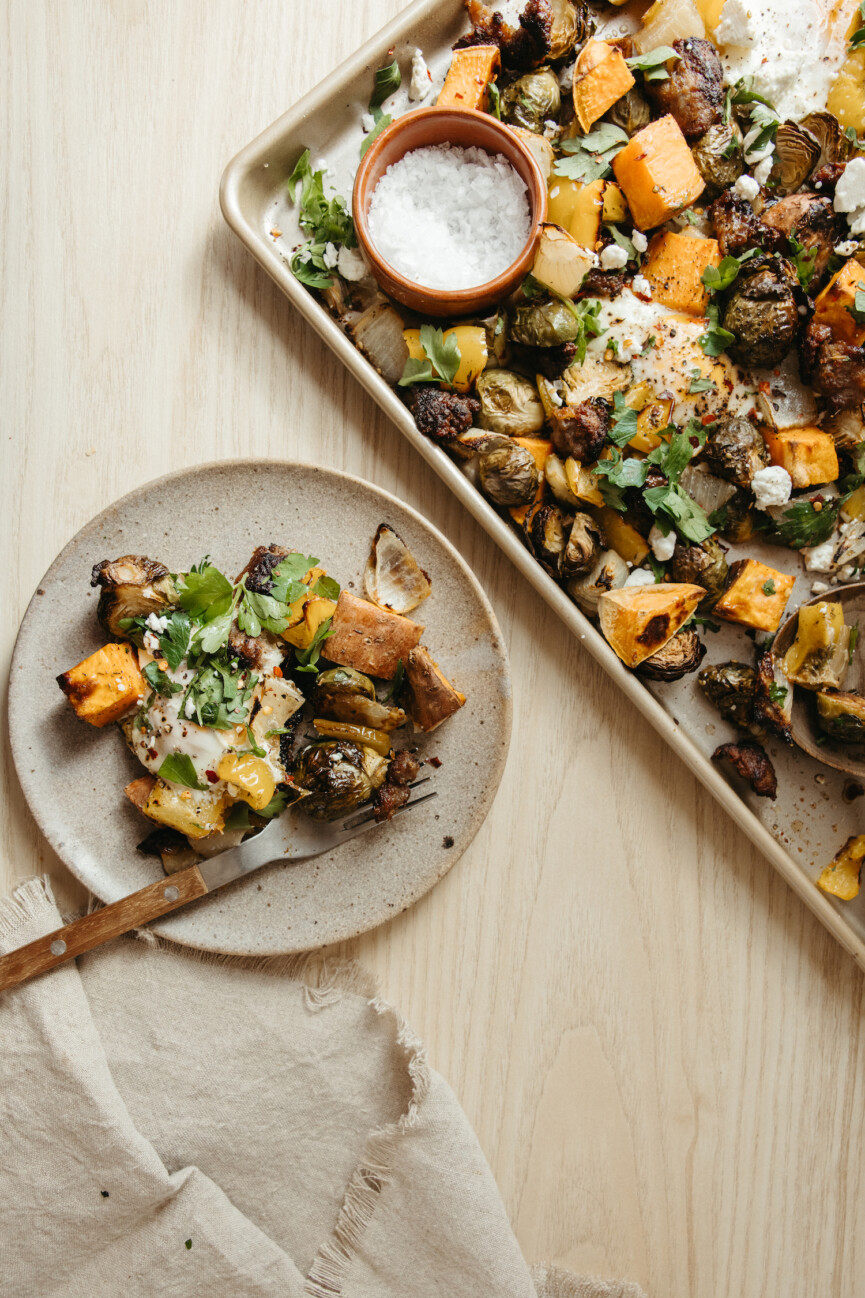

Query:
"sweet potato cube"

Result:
[[612, 115, 705, 231], [598, 583, 704, 668], [322, 590, 423, 679], [437, 45, 500, 111], [642, 232, 720, 315], [573, 42, 635, 132], [714, 559, 795, 633], [813, 259, 865, 346], [404, 645, 466, 732], [763, 426, 839, 489], [817, 834, 865, 901], [57, 642, 145, 728]]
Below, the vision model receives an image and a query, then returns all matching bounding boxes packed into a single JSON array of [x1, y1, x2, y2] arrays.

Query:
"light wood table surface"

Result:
[[3, 4, 865, 1295]]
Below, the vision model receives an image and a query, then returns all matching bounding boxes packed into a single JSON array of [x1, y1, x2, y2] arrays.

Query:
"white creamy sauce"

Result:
[[716, 0, 847, 121]]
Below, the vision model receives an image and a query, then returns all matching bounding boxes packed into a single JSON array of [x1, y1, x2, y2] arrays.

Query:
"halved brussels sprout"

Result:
[[638, 627, 706, 681], [501, 69, 561, 133], [549, 0, 592, 60], [692, 121, 744, 198], [313, 667, 407, 732], [607, 86, 651, 138], [698, 661, 757, 728], [511, 299, 580, 348], [529, 502, 570, 570], [721, 256, 800, 370], [702, 416, 770, 488], [800, 111, 853, 172], [476, 369, 546, 436], [817, 691, 865, 743], [753, 651, 793, 743], [710, 487, 758, 544], [479, 442, 540, 506], [561, 511, 603, 577], [669, 537, 729, 608], [292, 740, 373, 820], [567, 549, 628, 614], [768, 122, 821, 197], [90, 555, 177, 639]]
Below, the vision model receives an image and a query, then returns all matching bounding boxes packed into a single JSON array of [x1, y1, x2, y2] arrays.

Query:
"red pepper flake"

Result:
[[147, 748, 158, 760], [758, 380, 772, 394], [689, 436, 701, 448], [273, 665, 283, 678], [205, 770, 219, 784], [701, 414, 716, 426], [427, 756, 442, 768]]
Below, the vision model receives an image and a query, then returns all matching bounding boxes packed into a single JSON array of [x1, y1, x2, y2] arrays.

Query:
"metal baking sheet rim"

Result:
[[218, 0, 865, 970]]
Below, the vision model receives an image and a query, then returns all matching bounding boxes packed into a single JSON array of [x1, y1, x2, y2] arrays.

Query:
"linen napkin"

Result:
[[0, 877, 647, 1298]]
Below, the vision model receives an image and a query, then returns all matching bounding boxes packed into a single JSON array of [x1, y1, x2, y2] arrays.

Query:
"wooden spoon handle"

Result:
[[0, 865, 208, 992]]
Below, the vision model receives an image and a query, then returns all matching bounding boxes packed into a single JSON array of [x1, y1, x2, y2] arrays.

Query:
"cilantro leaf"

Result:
[[699, 303, 735, 357], [314, 574, 341, 600], [626, 46, 679, 82], [644, 483, 715, 543], [554, 123, 628, 182], [142, 660, 182, 697], [847, 287, 865, 324], [158, 611, 191, 671], [398, 325, 462, 387], [688, 368, 717, 394], [789, 230, 818, 290], [397, 357, 436, 387], [769, 496, 840, 549], [557, 295, 606, 364], [294, 617, 336, 674], [269, 554, 318, 603], [607, 391, 640, 447], [701, 248, 761, 295], [594, 448, 650, 489], [286, 149, 356, 287], [158, 753, 206, 790], [177, 563, 233, 620]]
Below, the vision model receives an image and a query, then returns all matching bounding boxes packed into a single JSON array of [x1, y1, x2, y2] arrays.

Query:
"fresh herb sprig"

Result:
[[699, 303, 736, 357], [626, 47, 679, 82], [287, 151, 356, 289], [554, 123, 628, 183], [789, 231, 818, 291], [850, 1, 865, 51], [398, 324, 462, 387], [361, 55, 402, 158]]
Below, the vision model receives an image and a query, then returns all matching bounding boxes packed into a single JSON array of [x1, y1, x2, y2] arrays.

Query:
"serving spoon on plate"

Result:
[[772, 580, 865, 778], [0, 782, 436, 992]]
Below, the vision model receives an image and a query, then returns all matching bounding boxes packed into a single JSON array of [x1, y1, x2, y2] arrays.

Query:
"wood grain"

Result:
[[0, 864, 208, 990], [2, 3, 865, 1295]]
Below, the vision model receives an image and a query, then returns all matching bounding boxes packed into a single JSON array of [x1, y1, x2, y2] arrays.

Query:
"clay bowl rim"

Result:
[[352, 105, 548, 317]]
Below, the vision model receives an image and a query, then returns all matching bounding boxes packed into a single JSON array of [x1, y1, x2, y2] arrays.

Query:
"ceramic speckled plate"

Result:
[[9, 460, 511, 955]]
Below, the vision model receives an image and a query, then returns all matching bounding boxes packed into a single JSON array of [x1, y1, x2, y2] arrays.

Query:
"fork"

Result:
[[0, 782, 437, 992]]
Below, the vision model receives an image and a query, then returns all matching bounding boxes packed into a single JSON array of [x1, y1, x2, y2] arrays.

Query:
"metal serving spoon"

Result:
[[772, 581, 865, 778], [0, 781, 436, 992]]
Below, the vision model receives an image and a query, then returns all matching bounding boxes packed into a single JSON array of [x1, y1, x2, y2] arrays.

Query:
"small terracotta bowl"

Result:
[[353, 106, 548, 318]]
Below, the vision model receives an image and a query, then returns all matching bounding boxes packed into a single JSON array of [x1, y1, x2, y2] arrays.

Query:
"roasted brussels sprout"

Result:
[[768, 122, 821, 197], [478, 441, 540, 506], [721, 256, 800, 369], [567, 549, 628, 614], [529, 502, 569, 571], [90, 555, 177, 639], [476, 369, 546, 436], [800, 111, 853, 172], [292, 740, 373, 820], [817, 691, 865, 743], [691, 121, 744, 197], [501, 69, 561, 133], [710, 487, 758, 544], [548, 0, 592, 59], [313, 667, 407, 732], [137, 827, 200, 876], [669, 537, 729, 608], [510, 299, 580, 348], [638, 627, 706, 681], [561, 511, 603, 577], [753, 651, 793, 743], [698, 661, 757, 728], [702, 416, 770, 488], [607, 86, 651, 138]]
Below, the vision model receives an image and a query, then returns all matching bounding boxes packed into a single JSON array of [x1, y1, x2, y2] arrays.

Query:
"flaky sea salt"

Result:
[[367, 144, 531, 290]]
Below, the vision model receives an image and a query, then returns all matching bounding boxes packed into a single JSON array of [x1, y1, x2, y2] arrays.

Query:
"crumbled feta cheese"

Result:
[[600, 243, 628, 270], [624, 568, 657, 588], [734, 173, 760, 202], [338, 245, 368, 282], [313, 157, 328, 175], [145, 613, 169, 633], [839, 564, 857, 582], [409, 48, 432, 101], [184, 696, 196, 720], [835, 157, 865, 234], [543, 119, 559, 141], [559, 61, 575, 93], [361, 111, 375, 133], [752, 153, 774, 186], [631, 273, 652, 297], [835, 239, 859, 257], [631, 230, 648, 254], [802, 535, 838, 572], [649, 524, 676, 562], [751, 465, 792, 510], [811, 580, 831, 595], [143, 631, 161, 654], [716, 0, 757, 48], [322, 242, 339, 269]]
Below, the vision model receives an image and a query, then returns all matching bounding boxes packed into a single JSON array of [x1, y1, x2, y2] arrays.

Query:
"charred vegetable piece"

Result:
[[137, 827, 201, 876], [607, 85, 652, 137], [710, 488, 758, 545], [547, 0, 591, 59], [598, 582, 704, 669], [698, 661, 757, 728], [782, 600, 850, 691], [561, 511, 603, 577], [292, 740, 374, 820], [702, 417, 769, 488], [478, 441, 540, 506], [90, 555, 177, 639], [313, 718, 392, 757], [130, 777, 229, 839], [761, 193, 844, 286], [721, 256, 800, 370], [567, 549, 628, 614], [454, 0, 554, 72], [643, 37, 723, 140], [532, 225, 596, 299], [812, 259, 865, 346], [637, 627, 706, 681], [501, 68, 561, 132], [313, 671, 408, 732], [712, 740, 777, 799], [692, 121, 744, 197], [372, 748, 423, 822], [404, 645, 466, 732], [530, 502, 570, 571], [250, 676, 305, 748], [363, 523, 432, 615], [753, 652, 793, 744], [510, 299, 581, 348], [768, 122, 821, 197], [475, 369, 546, 436], [238, 545, 290, 594], [670, 538, 729, 608], [708, 187, 765, 258], [408, 386, 480, 443], [817, 835, 865, 900], [547, 398, 609, 462], [800, 112, 852, 172], [57, 642, 145, 728], [816, 691, 865, 744]]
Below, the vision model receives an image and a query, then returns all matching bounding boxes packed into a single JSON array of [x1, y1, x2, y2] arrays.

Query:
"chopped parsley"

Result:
[[625, 46, 679, 82], [789, 231, 818, 291], [701, 248, 761, 296], [762, 578, 776, 595], [688, 368, 717, 395], [769, 496, 841, 549], [142, 661, 182, 697], [847, 288, 865, 325], [698, 303, 735, 357], [607, 390, 640, 447], [554, 123, 628, 183], [287, 150, 356, 288], [398, 324, 461, 387], [558, 295, 606, 364], [768, 682, 788, 705]]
